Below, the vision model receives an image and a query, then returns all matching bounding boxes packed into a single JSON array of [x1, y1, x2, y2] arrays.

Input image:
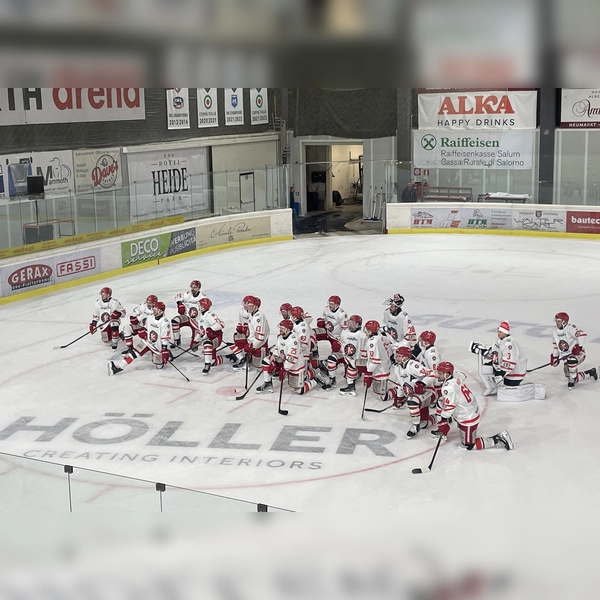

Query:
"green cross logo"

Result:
[[204, 95, 212, 109], [256, 94, 263, 108], [421, 135, 437, 150]]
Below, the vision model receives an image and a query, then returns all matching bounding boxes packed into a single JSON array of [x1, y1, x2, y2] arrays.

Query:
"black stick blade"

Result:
[[411, 468, 423, 474], [278, 409, 289, 416]]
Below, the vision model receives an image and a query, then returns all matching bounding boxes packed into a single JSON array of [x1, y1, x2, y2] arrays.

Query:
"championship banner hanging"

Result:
[[250, 88, 268, 125], [225, 88, 244, 126], [166, 88, 190, 130], [198, 88, 218, 128]]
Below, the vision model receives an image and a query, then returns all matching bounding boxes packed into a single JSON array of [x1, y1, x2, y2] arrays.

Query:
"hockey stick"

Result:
[[412, 433, 444, 474], [140, 339, 190, 382], [360, 385, 369, 420], [54, 327, 98, 349], [277, 380, 289, 416], [235, 370, 262, 401], [364, 404, 394, 414], [527, 354, 572, 373]]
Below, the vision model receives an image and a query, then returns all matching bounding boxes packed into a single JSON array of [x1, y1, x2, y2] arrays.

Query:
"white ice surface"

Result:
[[1, 233, 600, 513]]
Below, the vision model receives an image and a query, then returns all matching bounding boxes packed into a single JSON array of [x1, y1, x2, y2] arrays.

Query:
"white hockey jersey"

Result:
[[198, 310, 224, 336], [146, 314, 172, 351], [392, 359, 437, 395], [366, 334, 391, 379], [176, 290, 206, 321], [492, 335, 527, 381], [552, 323, 587, 358], [274, 332, 302, 374], [340, 328, 368, 366], [439, 375, 481, 428], [382, 308, 416, 348], [131, 301, 154, 325], [322, 305, 348, 339], [419, 344, 441, 372], [248, 310, 270, 349], [92, 297, 125, 324], [293, 319, 312, 360]]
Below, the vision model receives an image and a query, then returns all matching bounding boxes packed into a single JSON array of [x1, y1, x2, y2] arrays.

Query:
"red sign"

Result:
[[56, 256, 96, 277], [413, 168, 421, 176], [566, 211, 600, 234], [8, 263, 53, 289]]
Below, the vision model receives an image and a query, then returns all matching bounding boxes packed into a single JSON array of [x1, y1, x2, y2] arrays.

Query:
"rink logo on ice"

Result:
[[7, 264, 52, 290]]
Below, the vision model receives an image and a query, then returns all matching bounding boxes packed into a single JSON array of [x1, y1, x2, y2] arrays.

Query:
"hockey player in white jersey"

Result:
[[551, 312, 598, 389], [364, 320, 391, 398], [388, 346, 438, 438], [90, 287, 126, 351], [197, 297, 225, 375], [432, 362, 514, 451], [171, 279, 205, 348], [382, 293, 416, 353], [108, 302, 172, 375], [226, 295, 253, 361], [231, 296, 270, 370], [337, 315, 368, 397], [121, 294, 157, 351], [314, 295, 348, 382]]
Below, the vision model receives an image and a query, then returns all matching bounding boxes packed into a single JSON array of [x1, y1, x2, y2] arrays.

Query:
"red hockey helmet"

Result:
[[328, 295, 341, 307], [419, 330, 436, 346], [279, 319, 294, 333], [290, 306, 304, 321], [190, 280, 201, 289], [348, 314, 363, 331], [146, 294, 158, 307], [395, 345, 412, 359], [497, 321, 510, 335], [100, 286, 112, 299], [199, 297, 212, 312], [364, 320, 380, 335], [280, 302, 293, 314], [154, 301, 166, 313], [254, 296, 262, 308], [243, 295, 253, 304], [436, 362, 454, 376], [555, 312, 569, 324]]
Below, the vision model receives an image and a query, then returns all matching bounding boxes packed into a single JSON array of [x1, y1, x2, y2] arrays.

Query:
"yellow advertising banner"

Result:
[[195, 216, 271, 249]]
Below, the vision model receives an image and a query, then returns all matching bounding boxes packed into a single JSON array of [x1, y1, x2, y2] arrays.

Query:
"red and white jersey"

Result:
[[419, 344, 441, 372], [322, 305, 348, 339], [248, 310, 270, 349], [383, 308, 416, 348], [199, 310, 224, 335], [552, 323, 587, 357], [366, 334, 391, 379], [131, 301, 154, 325], [274, 332, 302, 374], [176, 290, 206, 321], [493, 335, 527, 381], [146, 314, 172, 351], [293, 319, 312, 359], [92, 297, 125, 324], [237, 306, 250, 329], [392, 359, 437, 392], [340, 328, 368, 364], [439, 375, 481, 427], [303, 311, 314, 328]]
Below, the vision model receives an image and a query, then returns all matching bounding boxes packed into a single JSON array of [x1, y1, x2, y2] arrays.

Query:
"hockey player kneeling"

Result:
[[470, 321, 545, 401], [434, 362, 514, 451], [108, 302, 172, 375]]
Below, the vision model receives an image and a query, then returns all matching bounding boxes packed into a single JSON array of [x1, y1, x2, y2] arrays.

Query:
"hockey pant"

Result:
[[122, 317, 146, 348], [456, 420, 509, 451], [565, 352, 586, 382], [406, 389, 436, 426], [342, 357, 367, 386], [100, 319, 121, 346], [118, 342, 164, 369], [236, 344, 267, 368], [171, 315, 201, 343], [203, 329, 224, 366]]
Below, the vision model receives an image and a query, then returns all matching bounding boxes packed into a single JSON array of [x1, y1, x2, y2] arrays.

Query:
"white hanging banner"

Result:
[[197, 88, 219, 128], [418, 90, 538, 130], [225, 88, 244, 126], [166, 88, 190, 129], [250, 88, 268, 125], [413, 130, 534, 170], [561, 89, 600, 128]]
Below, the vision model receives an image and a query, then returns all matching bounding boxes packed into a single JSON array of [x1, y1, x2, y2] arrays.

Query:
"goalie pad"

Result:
[[288, 371, 304, 389], [477, 353, 499, 395], [497, 382, 546, 402]]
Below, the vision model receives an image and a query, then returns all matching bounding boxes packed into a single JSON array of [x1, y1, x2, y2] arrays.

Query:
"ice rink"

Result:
[[1, 232, 600, 513]]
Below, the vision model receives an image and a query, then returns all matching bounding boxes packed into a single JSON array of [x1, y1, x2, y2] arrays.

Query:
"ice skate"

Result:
[[493, 430, 514, 450], [107, 361, 122, 376], [406, 423, 421, 439], [584, 367, 598, 381], [339, 383, 356, 396], [568, 378, 576, 389], [170, 338, 181, 349], [202, 364, 211, 375], [256, 381, 273, 394], [231, 359, 247, 371]]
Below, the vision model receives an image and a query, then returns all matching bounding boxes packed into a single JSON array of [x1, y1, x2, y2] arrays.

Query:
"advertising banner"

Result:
[[196, 216, 271, 249], [413, 130, 534, 170], [460, 206, 513, 230], [224, 88, 244, 126], [197, 88, 219, 128], [0, 150, 75, 198], [166, 88, 190, 129], [565, 211, 600, 234], [0, 248, 101, 296], [121, 227, 197, 267], [126, 148, 209, 222], [418, 90, 537, 130], [73, 148, 122, 194], [0, 88, 145, 126], [410, 207, 462, 229], [561, 89, 600, 128], [250, 88, 268, 125], [513, 208, 566, 232]]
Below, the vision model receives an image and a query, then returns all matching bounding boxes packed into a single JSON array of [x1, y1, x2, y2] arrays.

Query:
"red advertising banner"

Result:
[[566, 211, 600, 234]]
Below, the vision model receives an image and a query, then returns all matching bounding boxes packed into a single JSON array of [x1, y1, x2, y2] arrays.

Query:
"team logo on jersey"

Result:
[[189, 307, 198, 318], [101, 312, 110, 322], [402, 382, 414, 396], [326, 321, 334, 332], [558, 340, 569, 352], [388, 328, 398, 339], [149, 331, 158, 343], [344, 344, 356, 357]]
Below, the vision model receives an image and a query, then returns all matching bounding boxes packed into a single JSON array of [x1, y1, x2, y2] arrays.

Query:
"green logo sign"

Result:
[[421, 135, 437, 150]]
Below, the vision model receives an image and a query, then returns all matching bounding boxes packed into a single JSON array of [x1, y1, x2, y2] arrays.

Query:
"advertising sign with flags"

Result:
[[197, 88, 218, 128], [225, 88, 244, 126], [166, 88, 190, 129], [250, 88, 268, 125]]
